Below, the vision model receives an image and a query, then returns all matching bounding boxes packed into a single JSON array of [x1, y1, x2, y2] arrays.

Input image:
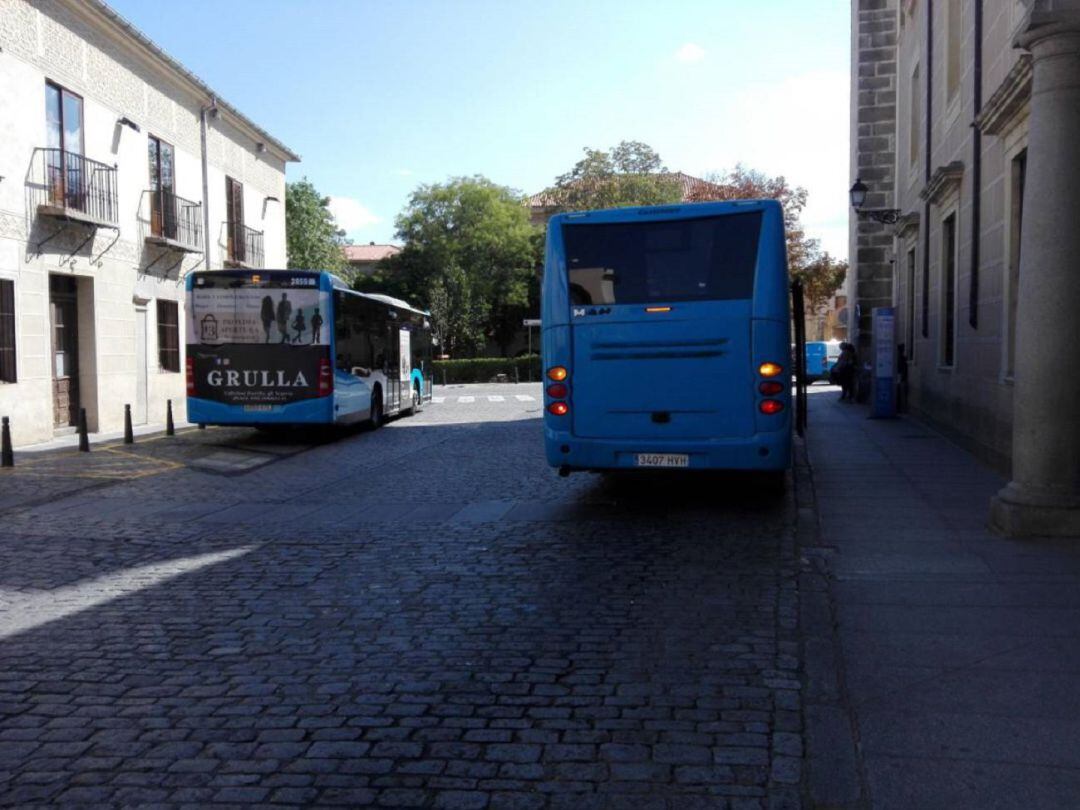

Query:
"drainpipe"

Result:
[[199, 97, 216, 270], [969, 0, 984, 328], [921, 0, 933, 339]]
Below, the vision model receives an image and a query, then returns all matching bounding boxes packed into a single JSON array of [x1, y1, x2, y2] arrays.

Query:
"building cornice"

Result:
[[976, 54, 1033, 136], [894, 211, 920, 237], [62, 0, 300, 163], [920, 161, 965, 205]]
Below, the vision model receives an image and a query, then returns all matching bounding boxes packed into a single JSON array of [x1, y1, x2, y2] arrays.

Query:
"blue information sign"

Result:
[[871, 307, 897, 418]]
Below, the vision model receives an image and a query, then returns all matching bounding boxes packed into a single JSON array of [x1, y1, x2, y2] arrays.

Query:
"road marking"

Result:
[[514, 395, 535, 402], [458, 396, 475, 403], [488, 395, 505, 402], [432, 396, 446, 403]]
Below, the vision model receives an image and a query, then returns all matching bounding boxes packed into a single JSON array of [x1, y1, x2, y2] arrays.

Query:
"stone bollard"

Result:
[[166, 399, 175, 436], [1, 416, 13, 468], [78, 408, 90, 452], [124, 404, 134, 444]]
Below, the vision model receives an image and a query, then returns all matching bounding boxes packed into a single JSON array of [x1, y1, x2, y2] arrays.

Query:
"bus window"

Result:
[[563, 212, 762, 305]]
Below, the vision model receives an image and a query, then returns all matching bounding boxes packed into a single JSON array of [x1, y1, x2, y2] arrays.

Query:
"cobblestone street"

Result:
[[0, 383, 801, 808]]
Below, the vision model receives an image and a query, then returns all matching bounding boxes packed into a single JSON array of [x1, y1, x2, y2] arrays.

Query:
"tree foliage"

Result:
[[356, 176, 540, 357], [285, 178, 349, 273], [545, 140, 683, 212], [685, 165, 847, 311]]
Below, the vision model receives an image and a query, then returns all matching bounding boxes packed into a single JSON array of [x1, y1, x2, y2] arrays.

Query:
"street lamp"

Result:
[[849, 178, 901, 225]]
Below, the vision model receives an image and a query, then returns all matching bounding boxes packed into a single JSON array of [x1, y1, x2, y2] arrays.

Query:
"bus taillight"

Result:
[[758, 362, 784, 378], [186, 356, 195, 396], [318, 357, 333, 397], [548, 401, 569, 416], [547, 366, 568, 382], [547, 383, 568, 399], [759, 399, 784, 415], [758, 381, 784, 396]]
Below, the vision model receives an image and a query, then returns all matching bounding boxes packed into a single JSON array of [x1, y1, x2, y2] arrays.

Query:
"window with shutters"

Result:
[[226, 176, 244, 265], [157, 299, 180, 372], [0, 280, 15, 383]]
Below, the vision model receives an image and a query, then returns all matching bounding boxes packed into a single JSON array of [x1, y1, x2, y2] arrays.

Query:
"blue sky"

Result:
[[109, 0, 851, 257]]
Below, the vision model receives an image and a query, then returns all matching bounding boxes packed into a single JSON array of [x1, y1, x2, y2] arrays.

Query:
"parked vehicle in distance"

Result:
[[541, 200, 792, 483], [805, 340, 841, 383], [186, 269, 432, 428]]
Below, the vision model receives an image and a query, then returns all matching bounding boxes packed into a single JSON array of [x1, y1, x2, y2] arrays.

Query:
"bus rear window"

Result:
[[562, 212, 762, 305]]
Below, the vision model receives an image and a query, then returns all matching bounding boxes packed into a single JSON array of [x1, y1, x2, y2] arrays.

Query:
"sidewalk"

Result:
[[800, 387, 1080, 809]]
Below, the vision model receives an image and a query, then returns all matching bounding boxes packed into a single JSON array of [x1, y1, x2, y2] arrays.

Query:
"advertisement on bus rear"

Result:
[[187, 280, 331, 405]]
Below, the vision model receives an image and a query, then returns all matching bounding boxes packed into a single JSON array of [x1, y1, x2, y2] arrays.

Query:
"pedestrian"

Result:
[[310, 307, 323, 344], [292, 308, 306, 343], [833, 342, 857, 402], [260, 295, 274, 343], [276, 292, 291, 344]]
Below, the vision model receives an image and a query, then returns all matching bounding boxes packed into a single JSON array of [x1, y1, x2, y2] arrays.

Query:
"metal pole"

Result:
[[1, 417, 13, 468], [78, 408, 90, 452], [124, 404, 134, 444], [166, 399, 175, 436], [199, 98, 214, 271]]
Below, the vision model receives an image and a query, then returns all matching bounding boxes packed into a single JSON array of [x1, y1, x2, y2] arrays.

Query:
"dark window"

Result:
[[148, 135, 176, 239], [226, 176, 244, 264], [1005, 149, 1026, 377], [0, 279, 15, 383], [942, 214, 957, 367], [906, 248, 916, 360], [157, 300, 180, 372], [562, 212, 762, 305]]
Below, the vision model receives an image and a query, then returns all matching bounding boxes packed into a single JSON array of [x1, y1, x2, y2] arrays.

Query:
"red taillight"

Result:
[[548, 401, 569, 416], [547, 382, 568, 399], [547, 366, 568, 382], [759, 399, 784, 415], [318, 357, 333, 397], [186, 356, 195, 396], [758, 381, 784, 396]]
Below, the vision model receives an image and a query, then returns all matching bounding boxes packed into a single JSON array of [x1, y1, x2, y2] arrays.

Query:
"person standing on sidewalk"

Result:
[[832, 342, 857, 402]]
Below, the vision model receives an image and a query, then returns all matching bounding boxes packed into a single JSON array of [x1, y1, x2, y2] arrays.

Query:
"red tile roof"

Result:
[[344, 243, 401, 263]]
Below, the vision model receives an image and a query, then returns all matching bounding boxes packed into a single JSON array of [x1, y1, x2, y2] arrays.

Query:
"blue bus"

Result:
[[804, 340, 840, 383], [541, 200, 792, 481], [186, 269, 432, 428]]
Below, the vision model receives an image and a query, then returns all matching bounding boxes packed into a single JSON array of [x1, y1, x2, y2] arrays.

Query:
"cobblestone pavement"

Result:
[[0, 383, 801, 808]]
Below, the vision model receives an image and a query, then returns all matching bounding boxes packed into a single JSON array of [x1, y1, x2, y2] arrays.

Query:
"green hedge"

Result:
[[432, 355, 541, 384]]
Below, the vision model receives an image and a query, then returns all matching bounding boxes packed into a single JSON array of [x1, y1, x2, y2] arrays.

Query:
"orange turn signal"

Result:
[[758, 362, 783, 378], [547, 366, 568, 382], [548, 401, 569, 416]]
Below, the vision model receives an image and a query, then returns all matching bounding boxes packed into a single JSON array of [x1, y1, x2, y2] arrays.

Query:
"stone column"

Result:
[[991, 2, 1080, 536]]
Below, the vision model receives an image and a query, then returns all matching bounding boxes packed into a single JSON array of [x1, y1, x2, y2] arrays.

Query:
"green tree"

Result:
[[285, 178, 348, 274], [359, 176, 540, 357], [545, 140, 683, 212]]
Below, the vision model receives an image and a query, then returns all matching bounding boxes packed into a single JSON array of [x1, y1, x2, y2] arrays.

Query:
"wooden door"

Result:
[[49, 276, 79, 428]]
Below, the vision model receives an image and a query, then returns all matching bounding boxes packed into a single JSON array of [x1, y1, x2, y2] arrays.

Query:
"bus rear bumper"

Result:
[[187, 396, 333, 426], [544, 429, 792, 472]]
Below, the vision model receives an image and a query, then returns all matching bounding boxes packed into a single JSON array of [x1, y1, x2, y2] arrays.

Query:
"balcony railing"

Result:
[[147, 189, 202, 252], [227, 222, 264, 268], [38, 148, 118, 226]]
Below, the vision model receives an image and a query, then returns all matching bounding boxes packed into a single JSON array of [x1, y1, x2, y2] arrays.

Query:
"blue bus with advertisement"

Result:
[[540, 200, 793, 484], [186, 270, 432, 428]]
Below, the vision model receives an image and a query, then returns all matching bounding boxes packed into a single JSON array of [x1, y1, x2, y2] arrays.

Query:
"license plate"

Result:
[[635, 453, 689, 468], [243, 405, 275, 412]]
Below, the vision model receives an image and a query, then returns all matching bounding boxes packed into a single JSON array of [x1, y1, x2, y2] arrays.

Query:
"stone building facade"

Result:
[[849, 0, 1080, 535], [0, 0, 299, 448]]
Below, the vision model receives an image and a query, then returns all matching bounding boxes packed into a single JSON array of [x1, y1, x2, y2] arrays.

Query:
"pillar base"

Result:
[[990, 483, 1080, 537]]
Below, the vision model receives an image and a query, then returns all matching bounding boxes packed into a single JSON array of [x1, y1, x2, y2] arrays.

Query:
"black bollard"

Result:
[[78, 408, 90, 452], [166, 399, 175, 436], [442, 369, 447, 387], [1, 416, 13, 468], [514, 365, 520, 384], [124, 404, 134, 444]]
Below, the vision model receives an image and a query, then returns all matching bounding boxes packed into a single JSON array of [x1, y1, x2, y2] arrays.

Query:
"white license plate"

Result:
[[243, 405, 275, 412], [634, 453, 689, 468]]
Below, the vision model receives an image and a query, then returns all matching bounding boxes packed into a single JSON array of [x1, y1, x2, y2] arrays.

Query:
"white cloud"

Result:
[[327, 196, 381, 233], [675, 43, 706, 63], [391, 168, 414, 177]]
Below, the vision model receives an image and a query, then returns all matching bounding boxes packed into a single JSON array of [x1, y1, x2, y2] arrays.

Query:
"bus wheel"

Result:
[[368, 392, 383, 430]]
